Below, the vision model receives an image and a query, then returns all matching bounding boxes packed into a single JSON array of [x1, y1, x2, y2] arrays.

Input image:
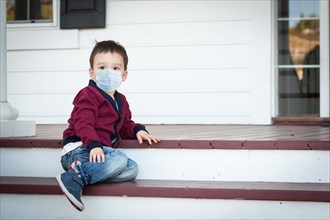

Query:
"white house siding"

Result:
[[6, 0, 272, 124]]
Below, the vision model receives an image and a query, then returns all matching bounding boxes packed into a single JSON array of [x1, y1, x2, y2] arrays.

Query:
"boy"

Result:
[[56, 40, 159, 211]]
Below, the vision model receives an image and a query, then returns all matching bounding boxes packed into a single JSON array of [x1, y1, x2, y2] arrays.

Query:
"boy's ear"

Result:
[[122, 70, 128, 82], [89, 68, 96, 80]]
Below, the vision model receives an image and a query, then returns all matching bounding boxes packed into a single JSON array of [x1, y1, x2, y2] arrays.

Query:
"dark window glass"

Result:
[[277, 0, 320, 115], [7, 0, 53, 23]]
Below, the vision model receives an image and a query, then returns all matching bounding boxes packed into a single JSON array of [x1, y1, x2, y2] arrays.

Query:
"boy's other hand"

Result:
[[137, 130, 160, 145], [90, 147, 105, 163]]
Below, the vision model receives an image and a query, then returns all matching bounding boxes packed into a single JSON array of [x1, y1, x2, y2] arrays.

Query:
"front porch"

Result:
[[1, 124, 329, 219]]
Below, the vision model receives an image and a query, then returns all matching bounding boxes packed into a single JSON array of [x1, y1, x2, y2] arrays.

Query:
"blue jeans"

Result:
[[60, 145, 138, 186]]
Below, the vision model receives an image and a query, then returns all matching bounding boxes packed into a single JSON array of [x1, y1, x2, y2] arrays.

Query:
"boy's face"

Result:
[[89, 52, 128, 82]]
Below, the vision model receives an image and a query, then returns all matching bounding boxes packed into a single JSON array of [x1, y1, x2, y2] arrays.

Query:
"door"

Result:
[[277, 0, 320, 116], [275, 0, 329, 125]]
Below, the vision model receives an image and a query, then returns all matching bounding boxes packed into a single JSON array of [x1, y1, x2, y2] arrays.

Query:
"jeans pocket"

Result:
[[61, 146, 90, 171], [73, 146, 90, 162]]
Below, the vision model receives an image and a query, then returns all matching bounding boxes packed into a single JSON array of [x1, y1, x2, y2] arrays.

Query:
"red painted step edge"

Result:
[[0, 139, 329, 150], [1, 177, 329, 202]]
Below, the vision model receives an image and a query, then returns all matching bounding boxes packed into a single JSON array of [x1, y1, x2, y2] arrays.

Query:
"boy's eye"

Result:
[[113, 67, 120, 71], [99, 66, 105, 70]]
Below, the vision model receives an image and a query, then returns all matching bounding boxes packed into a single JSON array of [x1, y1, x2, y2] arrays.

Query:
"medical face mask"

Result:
[[95, 69, 122, 92]]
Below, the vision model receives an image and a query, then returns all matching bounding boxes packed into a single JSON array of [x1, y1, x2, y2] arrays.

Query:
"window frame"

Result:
[[7, 0, 58, 28], [272, 0, 329, 118], [319, 0, 330, 118]]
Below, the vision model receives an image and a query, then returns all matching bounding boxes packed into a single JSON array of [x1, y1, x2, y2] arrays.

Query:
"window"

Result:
[[7, 0, 53, 24], [277, 0, 320, 115]]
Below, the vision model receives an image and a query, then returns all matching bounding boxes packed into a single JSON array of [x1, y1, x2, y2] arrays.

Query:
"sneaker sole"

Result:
[[56, 174, 84, 211]]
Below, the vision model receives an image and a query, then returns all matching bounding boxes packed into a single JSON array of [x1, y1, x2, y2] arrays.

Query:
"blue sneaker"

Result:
[[56, 170, 85, 211]]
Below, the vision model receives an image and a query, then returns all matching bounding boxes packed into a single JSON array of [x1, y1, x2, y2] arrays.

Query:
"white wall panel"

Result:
[[127, 45, 250, 70], [8, 69, 249, 94], [127, 92, 250, 123], [6, 0, 272, 124], [8, 94, 74, 116], [8, 71, 89, 94], [7, 50, 90, 71], [7, 92, 250, 124], [133, 115, 250, 124], [107, 1, 250, 24], [8, 44, 249, 71], [127, 92, 250, 116], [7, 29, 78, 50], [79, 21, 250, 47], [121, 69, 251, 93]]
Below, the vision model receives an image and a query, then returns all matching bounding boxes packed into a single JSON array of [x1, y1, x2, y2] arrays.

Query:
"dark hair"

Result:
[[89, 40, 128, 70]]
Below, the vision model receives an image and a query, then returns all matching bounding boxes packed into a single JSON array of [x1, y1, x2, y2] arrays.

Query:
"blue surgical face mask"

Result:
[[95, 69, 122, 92]]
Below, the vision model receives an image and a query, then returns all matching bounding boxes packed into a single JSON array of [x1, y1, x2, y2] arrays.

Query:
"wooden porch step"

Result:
[[0, 138, 329, 150], [1, 176, 329, 202], [1, 124, 329, 150]]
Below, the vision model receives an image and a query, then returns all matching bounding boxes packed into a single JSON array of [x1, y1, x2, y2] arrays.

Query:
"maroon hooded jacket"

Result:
[[63, 80, 146, 150]]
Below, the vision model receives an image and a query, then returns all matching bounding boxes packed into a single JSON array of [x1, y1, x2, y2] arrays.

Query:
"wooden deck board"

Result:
[[147, 125, 330, 141], [1, 124, 329, 150], [2, 124, 330, 142]]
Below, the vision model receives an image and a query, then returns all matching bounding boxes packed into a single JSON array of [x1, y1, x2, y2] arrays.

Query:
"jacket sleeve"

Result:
[[72, 88, 103, 150]]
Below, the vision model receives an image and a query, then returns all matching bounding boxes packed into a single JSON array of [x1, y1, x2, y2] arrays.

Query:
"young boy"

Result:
[[56, 40, 159, 211]]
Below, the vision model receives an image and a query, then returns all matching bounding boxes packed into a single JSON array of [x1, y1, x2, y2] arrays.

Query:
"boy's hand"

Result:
[[137, 130, 160, 145], [90, 147, 105, 163]]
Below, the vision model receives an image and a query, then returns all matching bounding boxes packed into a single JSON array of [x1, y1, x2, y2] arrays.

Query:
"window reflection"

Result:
[[278, 0, 320, 115], [7, 0, 53, 23]]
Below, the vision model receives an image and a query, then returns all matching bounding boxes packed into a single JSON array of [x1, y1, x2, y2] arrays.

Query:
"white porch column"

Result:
[[0, 1, 35, 137]]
